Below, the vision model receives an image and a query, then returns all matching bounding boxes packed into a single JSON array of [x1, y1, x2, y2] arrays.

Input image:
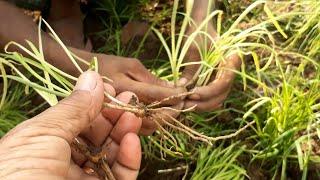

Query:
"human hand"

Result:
[[0, 71, 141, 180], [179, 6, 241, 112], [98, 54, 186, 105], [97, 55, 186, 135]]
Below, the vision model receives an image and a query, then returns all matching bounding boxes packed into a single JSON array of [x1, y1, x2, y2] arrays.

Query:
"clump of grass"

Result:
[[191, 143, 247, 180], [153, 0, 291, 89], [243, 54, 320, 179], [0, 81, 35, 137], [283, 1, 320, 59], [152, 0, 197, 85]]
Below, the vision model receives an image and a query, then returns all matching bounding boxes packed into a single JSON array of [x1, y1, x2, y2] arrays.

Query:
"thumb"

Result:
[[178, 64, 200, 86], [29, 71, 105, 143], [178, 47, 201, 87]]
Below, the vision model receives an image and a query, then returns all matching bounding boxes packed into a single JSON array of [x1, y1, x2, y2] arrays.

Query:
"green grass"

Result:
[[0, 0, 319, 179], [244, 56, 320, 179], [191, 143, 247, 180], [0, 82, 35, 137]]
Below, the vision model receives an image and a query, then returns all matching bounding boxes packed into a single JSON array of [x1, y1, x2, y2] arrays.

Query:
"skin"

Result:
[[0, 71, 142, 180], [181, 0, 242, 112]]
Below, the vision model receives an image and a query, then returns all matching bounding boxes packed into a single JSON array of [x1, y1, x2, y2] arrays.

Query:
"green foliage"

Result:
[[0, 82, 33, 137], [191, 143, 247, 180], [0, 0, 319, 179], [245, 58, 320, 179], [284, 1, 320, 59]]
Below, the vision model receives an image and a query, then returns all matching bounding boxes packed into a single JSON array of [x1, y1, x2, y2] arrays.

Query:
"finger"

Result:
[[127, 59, 174, 88], [82, 111, 141, 171], [117, 76, 186, 105], [104, 83, 116, 98], [139, 118, 157, 135], [80, 113, 113, 146], [80, 83, 116, 146], [140, 102, 184, 135], [110, 112, 142, 144], [215, 54, 241, 80], [188, 54, 241, 101], [22, 71, 104, 143], [71, 136, 89, 166], [80, 92, 138, 166], [102, 112, 142, 165], [188, 79, 232, 100], [185, 93, 227, 112], [178, 48, 201, 86], [68, 161, 99, 180], [112, 133, 141, 180]]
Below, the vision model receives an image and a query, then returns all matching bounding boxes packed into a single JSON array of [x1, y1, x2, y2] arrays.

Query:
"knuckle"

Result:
[[183, 66, 199, 79], [129, 58, 141, 65], [224, 78, 233, 85]]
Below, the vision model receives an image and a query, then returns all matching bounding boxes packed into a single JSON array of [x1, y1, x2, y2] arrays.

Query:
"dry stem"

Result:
[[147, 91, 195, 108]]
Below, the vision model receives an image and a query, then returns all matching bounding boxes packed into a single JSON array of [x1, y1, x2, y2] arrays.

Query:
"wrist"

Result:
[[190, 0, 213, 22]]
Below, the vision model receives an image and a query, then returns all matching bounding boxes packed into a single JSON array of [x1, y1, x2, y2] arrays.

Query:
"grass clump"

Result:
[[191, 143, 247, 180], [0, 82, 35, 137], [245, 58, 320, 179]]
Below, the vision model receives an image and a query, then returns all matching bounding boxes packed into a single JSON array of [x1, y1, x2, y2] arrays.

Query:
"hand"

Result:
[[98, 54, 186, 105], [179, 10, 241, 112], [97, 55, 186, 135], [0, 71, 141, 180]]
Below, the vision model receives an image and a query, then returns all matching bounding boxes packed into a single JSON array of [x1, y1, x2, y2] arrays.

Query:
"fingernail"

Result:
[[189, 94, 201, 100], [178, 78, 188, 86], [75, 71, 98, 91]]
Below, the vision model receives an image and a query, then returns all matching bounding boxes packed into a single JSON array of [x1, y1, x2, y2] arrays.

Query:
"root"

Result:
[[208, 121, 255, 141], [147, 91, 195, 108], [101, 158, 116, 180], [158, 165, 188, 174], [71, 137, 115, 180], [162, 114, 213, 144], [103, 91, 255, 147], [156, 114, 211, 144], [105, 93, 136, 108], [150, 105, 197, 113], [104, 102, 145, 117], [153, 118, 178, 147], [158, 114, 255, 144]]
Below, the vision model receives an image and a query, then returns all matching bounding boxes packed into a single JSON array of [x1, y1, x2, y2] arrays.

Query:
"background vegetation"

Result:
[[0, 0, 319, 179]]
